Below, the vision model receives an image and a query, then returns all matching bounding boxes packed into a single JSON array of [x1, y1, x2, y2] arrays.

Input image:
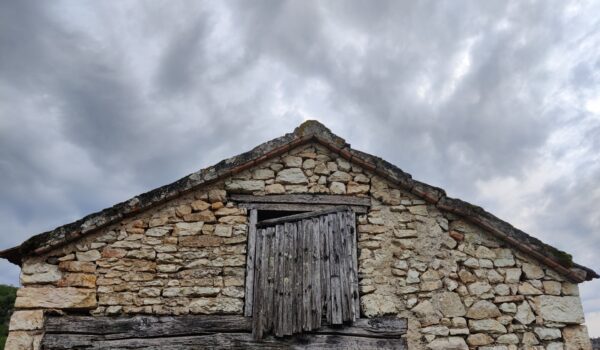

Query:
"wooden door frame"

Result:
[[233, 194, 370, 317]]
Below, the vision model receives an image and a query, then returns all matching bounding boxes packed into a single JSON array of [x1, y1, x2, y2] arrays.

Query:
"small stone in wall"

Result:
[[265, 183, 285, 194], [468, 319, 507, 334], [522, 263, 545, 279], [225, 180, 265, 193], [329, 181, 346, 194], [562, 325, 593, 350], [253, 169, 274, 180], [208, 189, 227, 203], [426, 337, 468, 350], [466, 300, 501, 319], [9, 310, 44, 331], [514, 301, 535, 325], [282, 156, 302, 168], [276, 168, 308, 184], [76, 250, 101, 262]]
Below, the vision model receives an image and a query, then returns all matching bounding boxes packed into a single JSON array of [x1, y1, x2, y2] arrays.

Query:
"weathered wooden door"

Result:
[[251, 206, 359, 339]]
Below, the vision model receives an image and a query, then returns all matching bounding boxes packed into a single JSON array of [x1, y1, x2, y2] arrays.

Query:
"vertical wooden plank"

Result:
[[338, 211, 350, 322], [312, 217, 322, 329], [295, 220, 304, 333], [244, 209, 258, 317], [302, 218, 313, 331], [266, 226, 277, 334], [252, 227, 267, 339], [321, 214, 332, 324], [349, 210, 360, 319], [283, 222, 293, 336], [273, 224, 283, 337], [329, 213, 342, 324]]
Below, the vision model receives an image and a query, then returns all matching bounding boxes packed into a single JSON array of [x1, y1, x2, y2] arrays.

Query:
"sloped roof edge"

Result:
[[1, 121, 597, 282]]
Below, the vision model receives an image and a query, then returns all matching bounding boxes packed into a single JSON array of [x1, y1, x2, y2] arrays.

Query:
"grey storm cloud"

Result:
[[1, 0, 599, 334]]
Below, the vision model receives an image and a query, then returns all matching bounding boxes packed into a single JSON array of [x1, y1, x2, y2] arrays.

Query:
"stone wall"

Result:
[[5, 142, 593, 349]]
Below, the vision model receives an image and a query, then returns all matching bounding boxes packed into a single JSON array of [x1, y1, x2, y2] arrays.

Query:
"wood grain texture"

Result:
[[249, 207, 360, 339], [42, 315, 407, 350], [231, 194, 371, 206], [244, 208, 258, 317]]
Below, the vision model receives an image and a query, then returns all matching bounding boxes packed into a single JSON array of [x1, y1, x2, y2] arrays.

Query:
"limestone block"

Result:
[[466, 333, 493, 346], [328, 171, 352, 183], [57, 273, 96, 288], [265, 184, 285, 194], [468, 319, 507, 334], [534, 296, 585, 324], [225, 180, 265, 192], [253, 168, 274, 180], [9, 310, 44, 331], [76, 250, 101, 262], [466, 300, 501, 319], [522, 263, 545, 279], [562, 325, 592, 350], [16, 287, 97, 309], [276, 168, 307, 184], [189, 297, 243, 314], [432, 292, 466, 317], [515, 301, 535, 325], [360, 293, 398, 317], [534, 327, 562, 340], [179, 235, 222, 248], [20, 264, 62, 284], [329, 181, 346, 194], [282, 156, 302, 167], [426, 337, 468, 350], [146, 226, 171, 237]]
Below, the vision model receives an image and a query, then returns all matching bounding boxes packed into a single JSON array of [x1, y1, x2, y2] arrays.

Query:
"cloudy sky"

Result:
[[1, 0, 599, 336]]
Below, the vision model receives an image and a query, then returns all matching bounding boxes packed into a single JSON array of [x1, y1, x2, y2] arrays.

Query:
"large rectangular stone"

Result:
[[15, 287, 97, 309], [534, 296, 585, 324], [9, 310, 44, 331]]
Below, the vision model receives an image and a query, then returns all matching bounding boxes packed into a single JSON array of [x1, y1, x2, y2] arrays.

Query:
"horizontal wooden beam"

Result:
[[42, 315, 407, 349], [230, 194, 371, 207], [256, 206, 352, 227], [238, 202, 368, 214]]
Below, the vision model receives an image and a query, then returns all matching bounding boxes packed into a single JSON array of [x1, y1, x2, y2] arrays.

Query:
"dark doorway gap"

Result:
[[257, 210, 307, 222]]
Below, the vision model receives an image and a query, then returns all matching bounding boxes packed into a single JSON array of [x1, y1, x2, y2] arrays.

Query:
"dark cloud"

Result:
[[1, 0, 599, 335]]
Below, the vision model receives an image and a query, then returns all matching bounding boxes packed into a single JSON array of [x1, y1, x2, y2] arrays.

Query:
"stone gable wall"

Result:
[[6, 143, 592, 350]]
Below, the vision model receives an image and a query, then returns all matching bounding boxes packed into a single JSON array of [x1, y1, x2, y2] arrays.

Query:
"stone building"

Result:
[[1, 121, 597, 349]]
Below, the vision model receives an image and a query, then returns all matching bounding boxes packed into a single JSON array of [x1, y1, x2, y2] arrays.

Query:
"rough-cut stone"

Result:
[[515, 301, 535, 325], [432, 292, 465, 317], [146, 226, 171, 237], [467, 333, 493, 346], [59, 261, 96, 273], [534, 296, 585, 324], [264, 183, 285, 194], [543, 280, 562, 296], [179, 235, 222, 248], [522, 263, 545, 279], [57, 273, 96, 288], [9, 310, 44, 331], [189, 297, 243, 314], [468, 281, 491, 296], [20, 264, 62, 284], [276, 168, 308, 184], [466, 300, 501, 319], [534, 327, 562, 340], [468, 319, 507, 334], [496, 334, 519, 344], [503, 268, 522, 283], [282, 156, 302, 167], [253, 168, 274, 179], [361, 293, 398, 317], [16, 287, 97, 309], [426, 337, 468, 350], [562, 325, 592, 350], [518, 282, 542, 295], [191, 200, 211, 211], [76, 250, 101, 262], [329, 181, 346, 194], [174, 222, 204, 236], [225, 180, 265, 192], [412, 300, 441, 326], [328, 171, 352, 183]]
